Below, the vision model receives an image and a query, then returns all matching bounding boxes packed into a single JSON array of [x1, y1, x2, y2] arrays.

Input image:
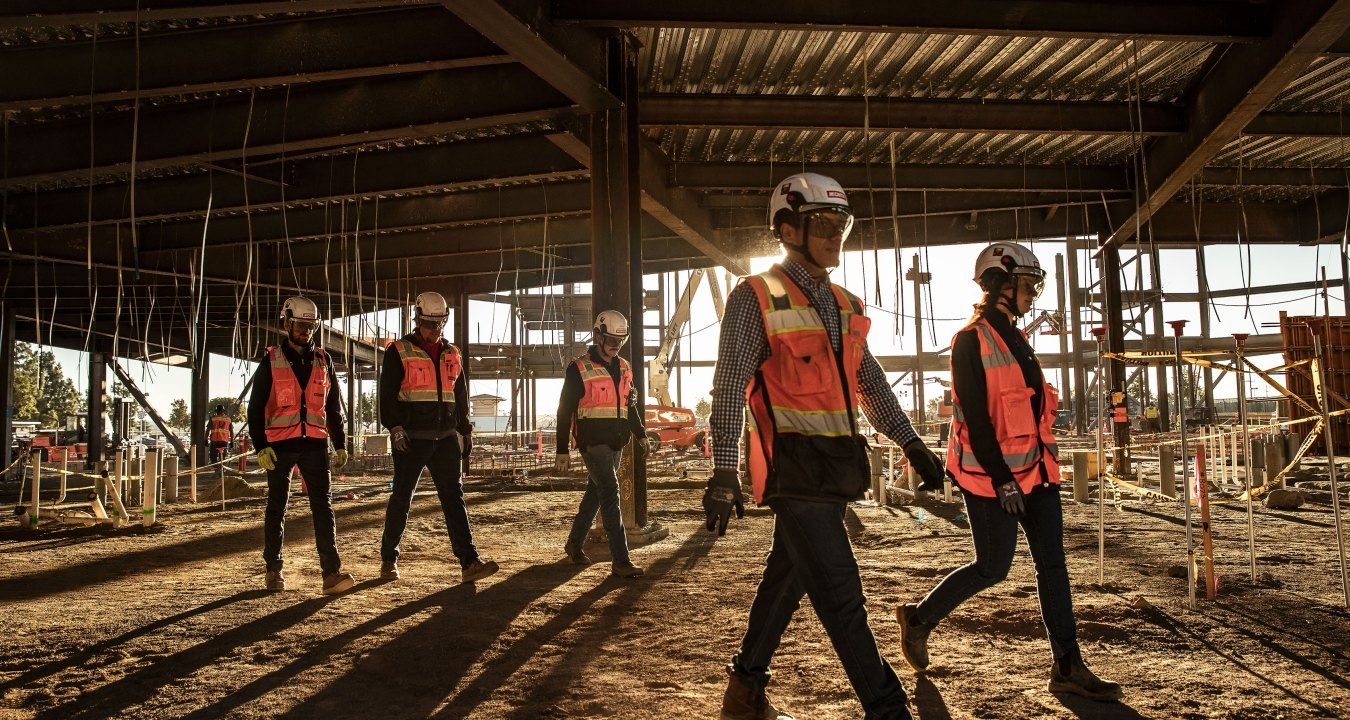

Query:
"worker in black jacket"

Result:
[[378, 291, 498, 585]]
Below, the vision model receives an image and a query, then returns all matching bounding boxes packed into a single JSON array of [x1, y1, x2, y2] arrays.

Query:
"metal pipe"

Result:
[[1234, 333, 1256, 583], [1308, 319, 1349, 607], [25, 450, 41, 530], [1091, 326, 1108, 584], [143, 448, 158, 527], [1170, 319, 1197, 611], [55, 453, 68, 505]]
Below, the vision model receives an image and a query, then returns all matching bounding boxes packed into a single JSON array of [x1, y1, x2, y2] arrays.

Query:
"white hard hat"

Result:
[[972, 242, 1045, 284], [414, 291, 450, 322], [281, 296, 320, 325], [593, 310, 628, 339], [767, 172, 853, 239]]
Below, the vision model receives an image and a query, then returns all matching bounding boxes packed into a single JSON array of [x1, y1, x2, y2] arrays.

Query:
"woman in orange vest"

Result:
[[896, 242, 1122, 702], [247, 296, 354, 595]]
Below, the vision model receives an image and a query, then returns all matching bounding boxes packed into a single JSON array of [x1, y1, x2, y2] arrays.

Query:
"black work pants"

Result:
[[380, 435, 479, 568], [262, 447, 340, 575]]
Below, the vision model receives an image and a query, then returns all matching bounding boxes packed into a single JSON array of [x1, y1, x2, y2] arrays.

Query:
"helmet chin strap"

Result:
[[786, 218, 826, 271], [995, 286, 1027, 318]]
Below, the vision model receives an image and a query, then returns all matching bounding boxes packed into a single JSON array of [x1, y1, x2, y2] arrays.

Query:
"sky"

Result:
[[35, 237, 1347, 432]]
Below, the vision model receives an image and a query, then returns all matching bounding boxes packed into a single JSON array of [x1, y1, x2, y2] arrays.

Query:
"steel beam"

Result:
[[1, 7, 500, 110], [0, 65, 574, 188], [0, 1, 438, 28], [670, 161, 1128, 193], [441, 0, 615, 111], [642, 95, 1183, 136], [1101, 0, 1350, 252]]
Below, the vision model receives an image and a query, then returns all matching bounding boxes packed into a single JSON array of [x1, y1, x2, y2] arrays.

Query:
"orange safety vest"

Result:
[[209, 415, 231, 443], [393, 339, 462, 405], [743, 266, 869, 503], [946, 318, 1060, 497], [263, 346, 330, 443], [571, 354, 633, 446]]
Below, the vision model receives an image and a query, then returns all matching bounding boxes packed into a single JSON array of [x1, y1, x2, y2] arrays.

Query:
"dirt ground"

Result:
[[1, 456, 1348, 720]]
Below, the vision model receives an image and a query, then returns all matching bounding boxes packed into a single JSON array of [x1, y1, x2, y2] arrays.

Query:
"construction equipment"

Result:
[[646, 269, 725, 450]]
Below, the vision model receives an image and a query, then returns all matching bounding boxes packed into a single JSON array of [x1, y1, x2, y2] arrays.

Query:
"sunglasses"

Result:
[[803, 210, 854, 240]]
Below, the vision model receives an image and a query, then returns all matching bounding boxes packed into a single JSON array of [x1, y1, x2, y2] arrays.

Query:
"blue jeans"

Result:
[[567, 444, 630, 565], [380, 435, 480, 568], [733, 498, 910, 719], [262, 447, 340, 575], [911, 487, 1078, 660]]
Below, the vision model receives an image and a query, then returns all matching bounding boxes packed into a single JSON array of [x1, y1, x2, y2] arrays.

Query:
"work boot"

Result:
[[322, 570, 356, 595], [896, 602, 934, 672], [610, 561, 644, 579], [380, 560, 400, 580], [563, 541, 592, 565], [1048, 649, 1123, 701], [461, 558, 500, 584], [265, 569, 286, 591], [720, 665, 793, 720]]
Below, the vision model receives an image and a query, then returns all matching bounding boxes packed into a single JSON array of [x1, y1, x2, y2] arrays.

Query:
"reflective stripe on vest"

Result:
[[573, 355, 632, 421], [744, 266, 870, 503], [946, 319, 1060, 497], [263, 346, 329, 443], [394, 339, 461, 405], [209, 416, 231, 442]]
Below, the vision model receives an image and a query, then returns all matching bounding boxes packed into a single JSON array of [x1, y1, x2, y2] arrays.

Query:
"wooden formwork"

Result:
[[1279, 313, 1350, 456]]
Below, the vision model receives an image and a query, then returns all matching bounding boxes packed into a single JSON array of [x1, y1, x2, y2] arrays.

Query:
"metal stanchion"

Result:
[[1308, 318, 1349, 607], [1170, 319, 1196, 611], [1091, 326, 1108, 584], [1234, 333, 1257, 584]]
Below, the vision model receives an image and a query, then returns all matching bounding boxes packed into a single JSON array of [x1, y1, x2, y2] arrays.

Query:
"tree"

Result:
[[694, 397, 712, 422], [12, 344, 81, 427], [208, 397, 246, 421], [168, 399, 191, 428]]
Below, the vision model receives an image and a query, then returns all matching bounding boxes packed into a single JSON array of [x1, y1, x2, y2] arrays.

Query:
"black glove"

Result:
[[904, 439, 946, 491], [703, 468, 745, 536], [995, 480, 1026, 517]]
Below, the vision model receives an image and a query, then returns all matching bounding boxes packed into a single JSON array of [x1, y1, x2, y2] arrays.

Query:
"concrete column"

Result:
[[1159, 444, 1176, 497], [1066, 238, 1088, 435]]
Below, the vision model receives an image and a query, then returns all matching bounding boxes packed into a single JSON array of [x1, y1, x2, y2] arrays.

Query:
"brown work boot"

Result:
[[610, 561, 644, 579], [896, 602, 934, 672], [322, 570, 355, 595], [461, 558, 499, 584], [265, 569, 286, 591], [1048, 649, 1123, 701], [380, 560, 400, 580], [563, 541, 592, 565], [720, 666, 792, 720]]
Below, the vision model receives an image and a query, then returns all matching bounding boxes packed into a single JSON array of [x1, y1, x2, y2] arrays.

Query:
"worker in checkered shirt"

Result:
[[705, 172, 946, 720]]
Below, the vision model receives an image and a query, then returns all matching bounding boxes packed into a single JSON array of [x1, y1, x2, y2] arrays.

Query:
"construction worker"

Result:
[[707, 172, 945, 719], [554, 310, 647, 579], [208, 404, 232, 463], [247, 296, 354, 595], [378, 291, 498, 585], [896, 242, 1122, 702], [1142, 404, 1160, 433]]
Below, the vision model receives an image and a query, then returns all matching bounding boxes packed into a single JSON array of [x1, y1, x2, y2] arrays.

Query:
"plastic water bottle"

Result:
[[916, 509, 926, 523]]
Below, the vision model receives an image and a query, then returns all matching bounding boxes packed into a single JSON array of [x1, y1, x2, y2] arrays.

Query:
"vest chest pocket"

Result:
[[778, 333, 833, 394], [589, 380, 616, 406], [997, 387, 1037, 438]]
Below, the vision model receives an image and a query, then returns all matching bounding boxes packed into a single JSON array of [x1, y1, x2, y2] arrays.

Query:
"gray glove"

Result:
[[995, 480, 1026, 517], [390, 426, 410, 454], [703, 469, 745, 536]]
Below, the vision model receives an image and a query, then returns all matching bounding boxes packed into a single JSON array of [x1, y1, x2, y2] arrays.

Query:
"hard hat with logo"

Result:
[[281, 296, 320, 329], [414, 291, 450, 323], [767, 172, 854, 240], [972, 242, 1045, 284], [593, 310, 628, 340]]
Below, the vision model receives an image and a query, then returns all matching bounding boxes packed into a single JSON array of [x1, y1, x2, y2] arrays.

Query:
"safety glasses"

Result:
[[1014, 274, 1045, 300], [803, 210, 854, 240], [599, 333, 627, 348], [417, 317, 447, 331], [290, 319, 318, 335]]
